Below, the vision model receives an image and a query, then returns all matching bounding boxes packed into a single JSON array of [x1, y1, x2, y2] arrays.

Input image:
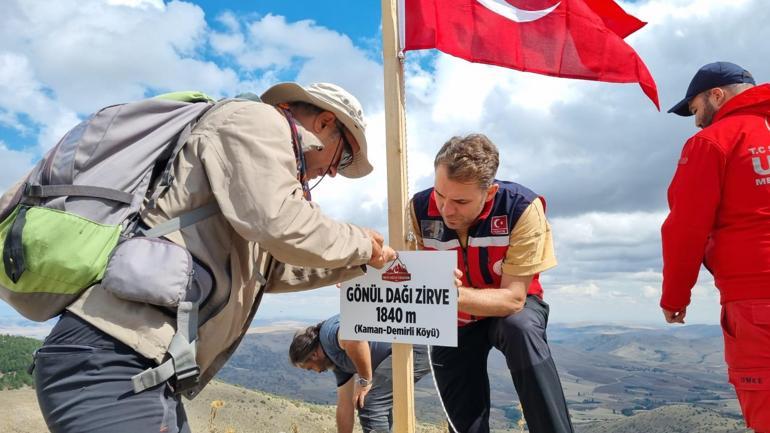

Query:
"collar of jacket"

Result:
[[712, 83, 770, 124]]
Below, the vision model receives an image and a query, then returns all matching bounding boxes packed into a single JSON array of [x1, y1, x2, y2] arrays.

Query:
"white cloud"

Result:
[[630, 0, 753, 24], [259, 287, 342, 321], [0, 52, 79, 151], [0, 0, 250, 187], [0, 143, 35, 191], [551, 211, 665, 246], [1, 0, 768, 325], [209, 13, 384, 111], [553, 282, 602, 298], [0, 0, 242, 115], [691, 280, 719, 300], [107, 0, 165, 10], [642, 285, 660, 299]]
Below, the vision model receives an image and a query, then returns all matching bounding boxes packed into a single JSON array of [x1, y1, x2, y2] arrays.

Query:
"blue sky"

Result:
[[1, 0, 770, 329], [195, 0, 382, 40]]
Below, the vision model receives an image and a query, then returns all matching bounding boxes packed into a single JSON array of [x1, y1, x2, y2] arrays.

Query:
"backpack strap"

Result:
[[135, 202, 220, 238], [146, 122, 195, 209], [146, 98, 218, 210], [128, 201, 219, 394], [24, 183, 135, 204], [2, 206, 29, 283], [132, 299, 199, 394]]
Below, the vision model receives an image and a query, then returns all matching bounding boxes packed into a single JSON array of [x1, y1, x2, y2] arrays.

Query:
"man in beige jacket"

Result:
[[29, 82, 395, 433]]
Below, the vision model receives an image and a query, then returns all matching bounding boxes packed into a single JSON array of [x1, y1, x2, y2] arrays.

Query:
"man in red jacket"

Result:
[[662, 61, 770, 432]]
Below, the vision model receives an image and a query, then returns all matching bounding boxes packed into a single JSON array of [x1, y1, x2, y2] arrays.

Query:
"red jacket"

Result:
[[661, 84, 770, 311]]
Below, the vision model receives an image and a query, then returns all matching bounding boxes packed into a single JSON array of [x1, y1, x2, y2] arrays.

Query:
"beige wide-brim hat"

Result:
[[261, 82, 373, 178]]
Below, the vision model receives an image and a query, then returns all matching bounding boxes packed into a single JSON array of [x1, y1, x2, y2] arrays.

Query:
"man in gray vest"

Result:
[[290, 314, 431, 433], [20, 82, 396, 433]]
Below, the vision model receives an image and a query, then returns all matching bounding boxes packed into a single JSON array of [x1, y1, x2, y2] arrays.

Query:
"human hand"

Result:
[[363, 228, 389, 268], [453, 268, 463, 289], [368, 244, 397, 269], [353, 380, 372, 409], [362, 228, 385, 247], [662, 307, 686, 324], [381, 245, 397, 262]]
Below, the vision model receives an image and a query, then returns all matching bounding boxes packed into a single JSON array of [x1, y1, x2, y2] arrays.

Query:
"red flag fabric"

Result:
[[584, 0, 646, 38], [403, 0, 659, 108]]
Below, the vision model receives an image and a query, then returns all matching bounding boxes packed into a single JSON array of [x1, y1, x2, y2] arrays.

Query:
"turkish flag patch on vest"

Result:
[[491, 215, 509, 235]]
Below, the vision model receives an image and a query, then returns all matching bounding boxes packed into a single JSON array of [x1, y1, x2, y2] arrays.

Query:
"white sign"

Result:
[[340, 251, 457, 347]]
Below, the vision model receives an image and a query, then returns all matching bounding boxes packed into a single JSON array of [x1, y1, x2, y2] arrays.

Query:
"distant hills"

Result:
[[0, 317, 53, 339], [0, 379, 446, 433], [218, 322, 749, 432], [0, 323, 750, 432], [577, 405, 747, 433]]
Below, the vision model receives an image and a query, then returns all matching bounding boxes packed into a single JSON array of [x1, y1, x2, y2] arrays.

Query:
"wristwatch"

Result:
[[356, 376, 372, 387]]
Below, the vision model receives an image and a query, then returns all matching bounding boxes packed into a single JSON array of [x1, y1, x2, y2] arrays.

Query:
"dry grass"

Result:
[[0, 387, 45, 433], [0, 382, 446, 433], [9, 383, 746, 433], [575, 404, 749, 433]]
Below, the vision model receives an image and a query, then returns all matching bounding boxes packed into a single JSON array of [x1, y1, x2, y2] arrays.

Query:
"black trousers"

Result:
[[33, 312, 190, 433], [431, 295, 574, 433]]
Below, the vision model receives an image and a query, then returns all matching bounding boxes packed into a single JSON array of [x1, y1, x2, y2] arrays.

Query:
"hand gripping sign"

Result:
[[340, 251, 457, 347]]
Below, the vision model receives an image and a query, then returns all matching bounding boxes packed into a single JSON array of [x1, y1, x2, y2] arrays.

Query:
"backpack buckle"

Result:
[[22, 183, 42, 198], [173, 365, 200, 394], [161, 172, 175, 186]]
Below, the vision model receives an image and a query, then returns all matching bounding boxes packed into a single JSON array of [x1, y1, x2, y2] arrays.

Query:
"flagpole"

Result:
[[381, 0, 415, 432]]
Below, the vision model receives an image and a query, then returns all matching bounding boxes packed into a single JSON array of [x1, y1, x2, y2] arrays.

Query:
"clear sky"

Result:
[[1, 0, 768, 327]]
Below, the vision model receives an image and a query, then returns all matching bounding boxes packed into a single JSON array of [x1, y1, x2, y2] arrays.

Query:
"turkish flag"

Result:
[[583, 0, 645, 38], [402, 0, 659, 108]]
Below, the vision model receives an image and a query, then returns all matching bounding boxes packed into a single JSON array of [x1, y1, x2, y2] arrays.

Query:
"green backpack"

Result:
[[0, 91, 218, 321]]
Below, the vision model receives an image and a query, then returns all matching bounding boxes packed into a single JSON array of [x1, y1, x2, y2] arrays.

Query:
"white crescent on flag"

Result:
[[397, 0, 561, 50], [476, 0, 561, 23]]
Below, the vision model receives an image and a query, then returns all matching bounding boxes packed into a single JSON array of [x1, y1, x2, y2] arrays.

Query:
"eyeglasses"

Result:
[[336, 122, 354, 171]]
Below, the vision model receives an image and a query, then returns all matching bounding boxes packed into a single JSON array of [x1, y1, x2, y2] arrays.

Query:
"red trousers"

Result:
[[722, 299, 770, 432]]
